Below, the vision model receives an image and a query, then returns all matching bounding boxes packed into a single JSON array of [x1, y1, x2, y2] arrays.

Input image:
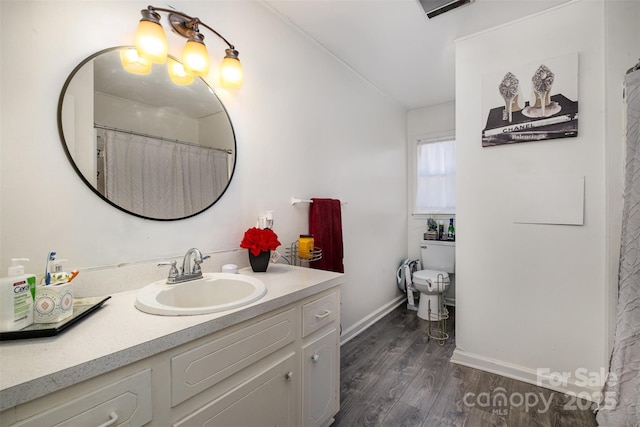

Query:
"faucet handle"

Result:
[[158, 260, 179, 279], [192, 255, 210, 274]]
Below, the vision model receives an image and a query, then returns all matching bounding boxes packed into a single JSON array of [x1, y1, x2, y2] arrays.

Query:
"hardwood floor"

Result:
[[333, 305, 598, 427]]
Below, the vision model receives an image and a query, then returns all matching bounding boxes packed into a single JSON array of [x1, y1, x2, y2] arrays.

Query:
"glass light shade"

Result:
[[220, 56, 243, 89], [167, 58, 195, 86], [182, 40, 210, 77], [135, 20, 168, 64], [120, 48, 152, 75]]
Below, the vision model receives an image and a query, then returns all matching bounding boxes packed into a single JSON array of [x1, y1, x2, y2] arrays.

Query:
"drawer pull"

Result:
[[315, 310, 332, 320], [97, 411, 119, 427], [312, 354, 319, 363], [285, 371, 294, 381]]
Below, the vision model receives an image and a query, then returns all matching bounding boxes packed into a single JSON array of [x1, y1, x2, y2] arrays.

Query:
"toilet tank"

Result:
[[420, 240, 455, 273]]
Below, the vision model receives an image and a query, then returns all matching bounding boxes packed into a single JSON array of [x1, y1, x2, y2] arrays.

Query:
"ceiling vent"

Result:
[[419, 0, 474, 19]]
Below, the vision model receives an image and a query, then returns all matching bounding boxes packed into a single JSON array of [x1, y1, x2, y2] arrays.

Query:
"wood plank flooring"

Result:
[[333, 305, 598, 427]]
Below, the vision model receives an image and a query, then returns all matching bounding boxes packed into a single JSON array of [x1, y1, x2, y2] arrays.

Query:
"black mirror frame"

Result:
[[57, 46, 237, 221]]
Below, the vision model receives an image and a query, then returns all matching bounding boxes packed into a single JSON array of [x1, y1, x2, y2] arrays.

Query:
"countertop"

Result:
[[0, 264, 344, 411]]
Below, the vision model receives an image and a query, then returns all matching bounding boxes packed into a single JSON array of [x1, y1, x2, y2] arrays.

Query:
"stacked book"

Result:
[[482, 94, 578, 147]]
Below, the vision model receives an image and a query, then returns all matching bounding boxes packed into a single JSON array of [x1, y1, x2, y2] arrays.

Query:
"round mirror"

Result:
[[57, 46, 236, 221]]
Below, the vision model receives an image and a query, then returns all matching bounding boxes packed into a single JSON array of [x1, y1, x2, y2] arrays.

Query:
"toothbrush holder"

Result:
[[34, 282, 74, 323]]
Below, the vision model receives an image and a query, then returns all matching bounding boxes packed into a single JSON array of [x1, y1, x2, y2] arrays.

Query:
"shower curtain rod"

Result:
[[94, 123, 233, 154]]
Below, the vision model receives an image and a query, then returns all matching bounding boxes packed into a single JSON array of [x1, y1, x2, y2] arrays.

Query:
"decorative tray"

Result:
[[0, 296, 111, 341]]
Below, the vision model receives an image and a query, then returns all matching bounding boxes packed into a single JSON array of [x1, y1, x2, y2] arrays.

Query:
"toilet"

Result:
[[412, 240, 455, 321]]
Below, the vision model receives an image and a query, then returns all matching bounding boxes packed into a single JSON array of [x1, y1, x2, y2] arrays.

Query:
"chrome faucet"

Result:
[[158, 248, 210, 284], [182, 248, 209, 278]]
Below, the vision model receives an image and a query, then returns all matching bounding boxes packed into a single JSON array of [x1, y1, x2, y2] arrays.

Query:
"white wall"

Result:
[[0, 1, 407, 336], [452, 0, 638, 399]]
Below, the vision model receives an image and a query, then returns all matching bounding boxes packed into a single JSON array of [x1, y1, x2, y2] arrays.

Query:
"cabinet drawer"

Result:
[[302, 292, 338, 337], [174, 351, 298, 427], [172, 308, 296, 406], [10, 369, 152, 427]]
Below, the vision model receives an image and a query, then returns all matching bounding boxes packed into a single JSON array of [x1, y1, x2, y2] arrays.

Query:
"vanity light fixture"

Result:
[[134, 5, 243, 88]]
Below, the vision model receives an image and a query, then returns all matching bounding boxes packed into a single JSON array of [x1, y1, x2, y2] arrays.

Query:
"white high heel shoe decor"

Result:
[[522, 64, 561, 118], [498, 72, 522, 123]]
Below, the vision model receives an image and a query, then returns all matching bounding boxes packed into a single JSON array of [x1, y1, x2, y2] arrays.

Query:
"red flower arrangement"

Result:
[[240, 227, 281, 256]]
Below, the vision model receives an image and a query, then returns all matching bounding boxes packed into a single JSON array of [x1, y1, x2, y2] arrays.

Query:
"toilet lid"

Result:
[[413, 269, 449, 285]]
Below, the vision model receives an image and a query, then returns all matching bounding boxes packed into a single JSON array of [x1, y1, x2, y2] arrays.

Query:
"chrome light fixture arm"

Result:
[[144, 5, 236, 51]]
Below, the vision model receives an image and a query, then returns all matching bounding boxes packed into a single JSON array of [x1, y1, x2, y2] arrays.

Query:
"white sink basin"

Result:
[[135, 273, 267, 316]]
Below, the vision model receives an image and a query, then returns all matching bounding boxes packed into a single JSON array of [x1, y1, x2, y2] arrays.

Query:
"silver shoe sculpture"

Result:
[[499, 72, 521, 123]]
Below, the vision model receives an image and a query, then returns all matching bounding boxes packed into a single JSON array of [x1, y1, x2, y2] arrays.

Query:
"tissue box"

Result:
[[34, 283, 74, 323]]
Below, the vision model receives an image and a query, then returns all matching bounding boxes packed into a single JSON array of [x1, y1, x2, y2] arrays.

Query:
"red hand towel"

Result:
[[309, 198, 344, 273]]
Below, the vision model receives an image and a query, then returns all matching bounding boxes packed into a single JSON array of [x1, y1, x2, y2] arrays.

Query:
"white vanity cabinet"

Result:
[[301, 291, 340, 427], [0, 284, 341, 427], [170, 289, 340, 427]]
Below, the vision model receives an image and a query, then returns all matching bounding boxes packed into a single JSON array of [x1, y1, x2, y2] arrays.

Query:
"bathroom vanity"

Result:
[[0, 265, 343, 427]]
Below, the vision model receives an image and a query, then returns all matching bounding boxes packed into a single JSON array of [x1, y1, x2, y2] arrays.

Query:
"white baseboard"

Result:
[[450, 348, 604, 403], [340, 296, 405, 346]]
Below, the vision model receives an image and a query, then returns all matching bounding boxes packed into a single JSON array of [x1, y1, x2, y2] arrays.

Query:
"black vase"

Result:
[[248, 250, 270, 272]]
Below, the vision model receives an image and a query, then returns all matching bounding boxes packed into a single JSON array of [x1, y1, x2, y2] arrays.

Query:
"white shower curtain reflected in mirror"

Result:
[[597, 68, 640, 426], [102, 130, 229, 219]]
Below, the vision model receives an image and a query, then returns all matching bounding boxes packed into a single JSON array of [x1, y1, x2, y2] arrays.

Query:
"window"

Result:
[[414, 137, 456, 214]]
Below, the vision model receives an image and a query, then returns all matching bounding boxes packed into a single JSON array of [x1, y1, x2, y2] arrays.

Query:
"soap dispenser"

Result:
[[0, 258, 37, 332]]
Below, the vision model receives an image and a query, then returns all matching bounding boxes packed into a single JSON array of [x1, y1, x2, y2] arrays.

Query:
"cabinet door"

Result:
[[174, 352, 298, 427], [302, 328, 339, 427]]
